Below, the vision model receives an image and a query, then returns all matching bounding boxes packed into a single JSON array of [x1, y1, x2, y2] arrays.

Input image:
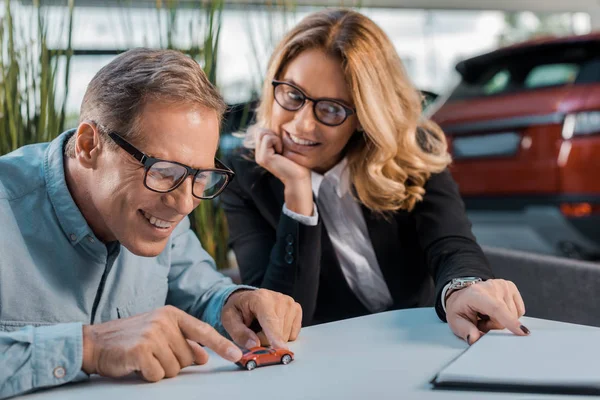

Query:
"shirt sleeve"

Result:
[[165, 217, 254, 337], [440, 281, 453, 314], [282, 203, 319, 226], [0, 323, 89, 399]]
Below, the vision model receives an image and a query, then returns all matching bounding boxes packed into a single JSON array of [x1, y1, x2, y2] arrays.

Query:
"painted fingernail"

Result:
[[245, 339, 258, 349], [466, 334, 471, 345], [520, 325, 530, 335], [226, 347, 242, 361]]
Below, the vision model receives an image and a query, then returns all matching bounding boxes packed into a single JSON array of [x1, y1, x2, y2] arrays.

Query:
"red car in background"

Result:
[[430, 33, 600, 260]]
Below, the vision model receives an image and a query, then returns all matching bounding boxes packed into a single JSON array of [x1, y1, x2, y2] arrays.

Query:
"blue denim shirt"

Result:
[[0, 130, 247, 398]]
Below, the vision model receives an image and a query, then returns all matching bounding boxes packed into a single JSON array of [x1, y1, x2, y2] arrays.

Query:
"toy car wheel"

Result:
[[246, 360, 257, 371], [281, 354, 292, 365]]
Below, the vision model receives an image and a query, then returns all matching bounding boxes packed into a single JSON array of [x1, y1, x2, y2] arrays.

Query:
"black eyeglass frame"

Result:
[[108, 132, 235, 200], [272, 80, 356, 127]]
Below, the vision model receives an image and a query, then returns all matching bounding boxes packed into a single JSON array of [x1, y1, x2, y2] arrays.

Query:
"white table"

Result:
[[21, 308, 600, 399]]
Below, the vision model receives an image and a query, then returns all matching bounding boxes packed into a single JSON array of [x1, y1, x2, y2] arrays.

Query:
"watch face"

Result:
[[452, 277, 482, 289]]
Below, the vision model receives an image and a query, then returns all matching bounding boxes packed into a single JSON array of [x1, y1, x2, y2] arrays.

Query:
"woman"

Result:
[[222, 9, 528, 344]]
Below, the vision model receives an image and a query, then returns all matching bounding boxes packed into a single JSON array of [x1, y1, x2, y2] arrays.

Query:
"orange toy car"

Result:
[[236, 346, 294, 371]]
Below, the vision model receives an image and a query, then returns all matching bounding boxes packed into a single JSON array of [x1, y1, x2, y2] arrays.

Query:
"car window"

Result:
[[525, 63, 579, 89], [453, 132, 521, 160], [483, 69, 511, 95], [253, 350, 269, 355], [448, 43, 600, 101]]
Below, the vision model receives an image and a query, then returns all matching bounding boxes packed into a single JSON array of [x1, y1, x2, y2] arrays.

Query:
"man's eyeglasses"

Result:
[[108, 132, 234, 200], [272, 80, 356, 127]]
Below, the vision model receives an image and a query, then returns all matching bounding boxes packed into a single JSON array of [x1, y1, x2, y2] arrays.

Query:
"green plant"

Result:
[[243, 1, 297, 95], [152, 0, 230, 269], [0, 0, 74, 155], [190, 0, 232, 271]]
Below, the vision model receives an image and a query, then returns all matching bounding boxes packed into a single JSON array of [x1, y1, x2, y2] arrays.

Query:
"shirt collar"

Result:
[[44, 129, 95, 246], [311, 157, 350, 199]]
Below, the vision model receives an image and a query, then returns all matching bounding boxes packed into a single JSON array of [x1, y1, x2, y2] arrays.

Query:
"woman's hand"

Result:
[[255, 128, 313, 216], [445, 279, 529, 345]]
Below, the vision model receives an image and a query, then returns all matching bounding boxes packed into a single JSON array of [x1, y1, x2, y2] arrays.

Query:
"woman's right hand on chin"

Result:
[[255, 128, 314, 216]]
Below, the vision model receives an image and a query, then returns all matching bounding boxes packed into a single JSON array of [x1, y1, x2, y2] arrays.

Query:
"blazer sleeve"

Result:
[[221, 164, 323, 325], [413, 169, 495, 322]]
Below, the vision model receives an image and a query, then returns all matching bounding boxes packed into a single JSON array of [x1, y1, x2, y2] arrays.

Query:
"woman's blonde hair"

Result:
[[250, 8, 451, 213]]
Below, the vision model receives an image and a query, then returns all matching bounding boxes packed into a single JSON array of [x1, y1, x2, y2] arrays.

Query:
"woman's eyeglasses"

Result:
[[272, 80, 355, 127]]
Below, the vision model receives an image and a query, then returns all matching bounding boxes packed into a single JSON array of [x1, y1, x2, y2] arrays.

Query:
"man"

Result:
[[0, 48, 302, 398]]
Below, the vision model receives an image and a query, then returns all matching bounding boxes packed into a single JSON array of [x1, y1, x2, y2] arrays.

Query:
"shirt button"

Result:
[[69, 234, 77, 242], [285, 244, 294, 254], [53, 366, 66, 379], [284, 254, 294, 264], [285, 234, 294, 245], [87, 236, 95, 244]]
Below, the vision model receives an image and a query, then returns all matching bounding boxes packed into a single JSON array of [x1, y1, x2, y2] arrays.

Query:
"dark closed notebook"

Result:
[[431, 329, 600, 396]]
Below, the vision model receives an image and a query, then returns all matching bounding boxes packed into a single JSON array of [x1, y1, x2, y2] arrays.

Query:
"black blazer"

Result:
[[222, 149, 494, 326]]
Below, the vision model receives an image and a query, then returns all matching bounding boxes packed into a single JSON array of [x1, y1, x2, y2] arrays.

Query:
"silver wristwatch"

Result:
[[444, 277, 482, 301]]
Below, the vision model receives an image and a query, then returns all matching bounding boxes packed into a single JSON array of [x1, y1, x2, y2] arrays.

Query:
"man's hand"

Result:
[[82, 305, 242, 382], [445, 279, 528, 345], [221, 289, 302, 350]]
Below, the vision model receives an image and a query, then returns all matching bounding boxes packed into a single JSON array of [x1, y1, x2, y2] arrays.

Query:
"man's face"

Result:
[[90, 100, 219, 257]]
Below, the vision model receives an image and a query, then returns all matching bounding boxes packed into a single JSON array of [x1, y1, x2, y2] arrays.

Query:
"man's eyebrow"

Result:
[[140, 150, 215, 170]]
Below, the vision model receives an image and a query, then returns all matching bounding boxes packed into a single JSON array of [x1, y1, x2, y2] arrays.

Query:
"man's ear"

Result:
[[74, 122, 103, 169]]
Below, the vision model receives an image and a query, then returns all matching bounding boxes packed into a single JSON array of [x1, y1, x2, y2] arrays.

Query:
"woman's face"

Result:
[[271, 48, 359, 174]]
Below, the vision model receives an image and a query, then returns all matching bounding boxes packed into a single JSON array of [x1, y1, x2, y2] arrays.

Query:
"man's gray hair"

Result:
[[65, 48, 226, 157]]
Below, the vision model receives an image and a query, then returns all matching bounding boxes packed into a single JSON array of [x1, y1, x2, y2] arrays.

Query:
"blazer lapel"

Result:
[[360, 205, 404, 306], [317, 220, 371, 319]]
